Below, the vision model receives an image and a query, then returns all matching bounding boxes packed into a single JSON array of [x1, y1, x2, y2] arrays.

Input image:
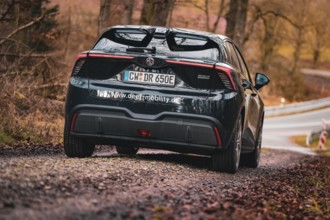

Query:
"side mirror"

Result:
[[242, 79, 252, 90], [254, 73, 270, 90]]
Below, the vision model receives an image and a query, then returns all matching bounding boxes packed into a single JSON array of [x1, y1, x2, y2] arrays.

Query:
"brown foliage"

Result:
[[0, 0, 65, 143]]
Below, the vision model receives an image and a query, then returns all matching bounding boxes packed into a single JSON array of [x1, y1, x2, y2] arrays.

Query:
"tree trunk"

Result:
[[166, 0, 175, 26], [140, 0, 153, 25], [122, 0, 134, 24], [98, 0, 112, 35], [150, 0, 174, 26], [225, 0, 249, 49], [291, 27, 303, 74], [204, 0, 210, 32], [211, 0, 225, 33]]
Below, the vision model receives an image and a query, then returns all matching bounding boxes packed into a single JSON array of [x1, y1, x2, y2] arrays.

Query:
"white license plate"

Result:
[[124, 71, 175, 86]]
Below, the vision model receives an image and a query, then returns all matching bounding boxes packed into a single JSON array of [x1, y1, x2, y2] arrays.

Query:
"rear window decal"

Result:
[[96, 90, 182, 104]]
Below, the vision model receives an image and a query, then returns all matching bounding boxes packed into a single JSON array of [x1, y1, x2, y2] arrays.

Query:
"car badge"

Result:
[[146, 57, 155, 66]]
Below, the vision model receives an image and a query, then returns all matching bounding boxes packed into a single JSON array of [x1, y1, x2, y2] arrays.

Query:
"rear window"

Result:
[[93, 30, 221, 62]]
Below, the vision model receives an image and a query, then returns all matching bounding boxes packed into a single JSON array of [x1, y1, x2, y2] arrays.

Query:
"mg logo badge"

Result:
[[146, 57, 155, 66]]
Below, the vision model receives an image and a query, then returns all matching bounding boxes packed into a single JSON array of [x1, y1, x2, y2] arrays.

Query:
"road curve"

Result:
[[263, 107, 330, 155]]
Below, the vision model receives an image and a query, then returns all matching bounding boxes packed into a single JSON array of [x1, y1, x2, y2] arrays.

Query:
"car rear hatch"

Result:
[[82, 27, 237, 115]]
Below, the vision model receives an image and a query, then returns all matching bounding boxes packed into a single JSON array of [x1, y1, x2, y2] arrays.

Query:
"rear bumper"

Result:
[[69, 105, 227, 155]]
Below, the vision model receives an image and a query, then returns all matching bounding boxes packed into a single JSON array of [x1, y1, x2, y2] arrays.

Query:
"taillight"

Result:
[[165, 59, 237, 91], [72, 59, 86, 75], [215, 66, 236, 91], [72, 53, 87, 76], [218, 72, 233, 90]]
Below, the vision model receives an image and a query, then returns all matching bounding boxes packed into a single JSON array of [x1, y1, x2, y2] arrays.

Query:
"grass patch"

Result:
[[290, 135, 330, 157], [0, 132, 14, 145]]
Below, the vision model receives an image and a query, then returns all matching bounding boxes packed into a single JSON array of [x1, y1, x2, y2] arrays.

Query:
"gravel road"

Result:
[[0, 144, 329, 220]]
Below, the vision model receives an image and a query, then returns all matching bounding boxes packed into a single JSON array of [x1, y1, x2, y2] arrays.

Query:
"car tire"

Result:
[[115, 146, 139, 155], [241, 124, 262, 168], [64, 125, 95, 158], [211, 116, 242, 174]]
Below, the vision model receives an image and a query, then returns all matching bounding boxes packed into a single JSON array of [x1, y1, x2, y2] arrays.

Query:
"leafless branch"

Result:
[[0, 12, 57, 46], [211, 0, 225, 33]]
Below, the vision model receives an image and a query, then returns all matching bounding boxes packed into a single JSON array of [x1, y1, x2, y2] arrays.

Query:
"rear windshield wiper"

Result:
[[126, 47, 156, 54]]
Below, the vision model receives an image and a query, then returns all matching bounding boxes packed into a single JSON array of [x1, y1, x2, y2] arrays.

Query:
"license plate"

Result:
[[124, 71, 175, 86]]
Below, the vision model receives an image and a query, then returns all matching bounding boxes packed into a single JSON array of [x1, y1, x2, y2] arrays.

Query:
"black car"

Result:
[[64, 25, 269, 173]]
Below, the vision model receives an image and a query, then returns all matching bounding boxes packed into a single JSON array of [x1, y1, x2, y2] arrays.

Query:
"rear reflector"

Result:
[[138, 129, 151, 137], [213, 127, 222, 146], [70, 113, 78, 132]]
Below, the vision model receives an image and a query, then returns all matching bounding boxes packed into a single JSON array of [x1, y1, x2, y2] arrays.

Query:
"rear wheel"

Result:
[[64, 125, 95, 158], [241, 125, 262, 168], [211, 116, 242, 174], [115, 146, 139, 155]]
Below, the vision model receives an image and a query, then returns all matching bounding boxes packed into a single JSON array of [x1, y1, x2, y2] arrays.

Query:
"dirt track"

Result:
[[0, 144, 329, 219]]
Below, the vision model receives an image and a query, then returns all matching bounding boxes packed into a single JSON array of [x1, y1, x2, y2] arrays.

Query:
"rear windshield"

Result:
[[93, 35, 220, 62]]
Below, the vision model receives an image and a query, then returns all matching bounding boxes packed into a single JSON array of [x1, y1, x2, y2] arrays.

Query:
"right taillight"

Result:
[[218, 72, 233, 90], [215, 66, 236, 91]]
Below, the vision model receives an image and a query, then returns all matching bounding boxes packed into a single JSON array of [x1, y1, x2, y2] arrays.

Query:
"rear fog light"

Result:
[[138, 129, 151, 137]]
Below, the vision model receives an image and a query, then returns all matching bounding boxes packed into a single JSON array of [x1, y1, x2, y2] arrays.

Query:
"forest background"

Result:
[[0, 0, 330, 145]]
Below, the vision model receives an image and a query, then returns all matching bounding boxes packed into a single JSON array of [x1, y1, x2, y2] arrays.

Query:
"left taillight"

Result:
[[72, 59, 86, 75], [72, 54, 87, 76]]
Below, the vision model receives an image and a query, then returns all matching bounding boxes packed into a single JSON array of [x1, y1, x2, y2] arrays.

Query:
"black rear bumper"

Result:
[[69, 105, 227, 155]]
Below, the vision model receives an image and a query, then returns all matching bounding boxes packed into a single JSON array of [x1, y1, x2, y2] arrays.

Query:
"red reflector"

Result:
[[213, 127, 222, 146], [70, 113, 78, 132], [138, 129, 151, 137]]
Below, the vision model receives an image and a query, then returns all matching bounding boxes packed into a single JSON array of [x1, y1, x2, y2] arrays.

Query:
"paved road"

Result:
[[301, 68, 330, 78], [263, 107, 330, 155]]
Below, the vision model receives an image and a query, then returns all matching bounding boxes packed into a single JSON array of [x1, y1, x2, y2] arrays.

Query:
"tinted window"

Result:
[[233, 46, 251, 81], [224, 42, 240, 70]]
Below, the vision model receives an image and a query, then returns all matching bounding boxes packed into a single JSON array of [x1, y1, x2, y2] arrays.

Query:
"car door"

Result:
[[229, 42, 263, 150]]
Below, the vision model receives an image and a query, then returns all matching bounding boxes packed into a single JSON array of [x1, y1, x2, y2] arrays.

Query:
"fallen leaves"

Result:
[[0, 147, 329, 219]]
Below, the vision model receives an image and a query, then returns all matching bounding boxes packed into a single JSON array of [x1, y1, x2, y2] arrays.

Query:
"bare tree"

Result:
[[140, 0, 175, 26], [140, 0, 154, 25], [166, 0, 175, 26], [98, 0, 112, 34], [191, 0, 226, 33], [211, 0, 225, 33], [286, 0, 313, 74], [225, 0, 249, 49], [308, 0, 330, 67], [122, 0, 134, 24], [150, 0, 175, 26]]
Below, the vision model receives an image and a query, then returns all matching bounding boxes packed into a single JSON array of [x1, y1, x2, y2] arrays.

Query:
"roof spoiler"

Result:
[[94, 26, 220, 52]]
